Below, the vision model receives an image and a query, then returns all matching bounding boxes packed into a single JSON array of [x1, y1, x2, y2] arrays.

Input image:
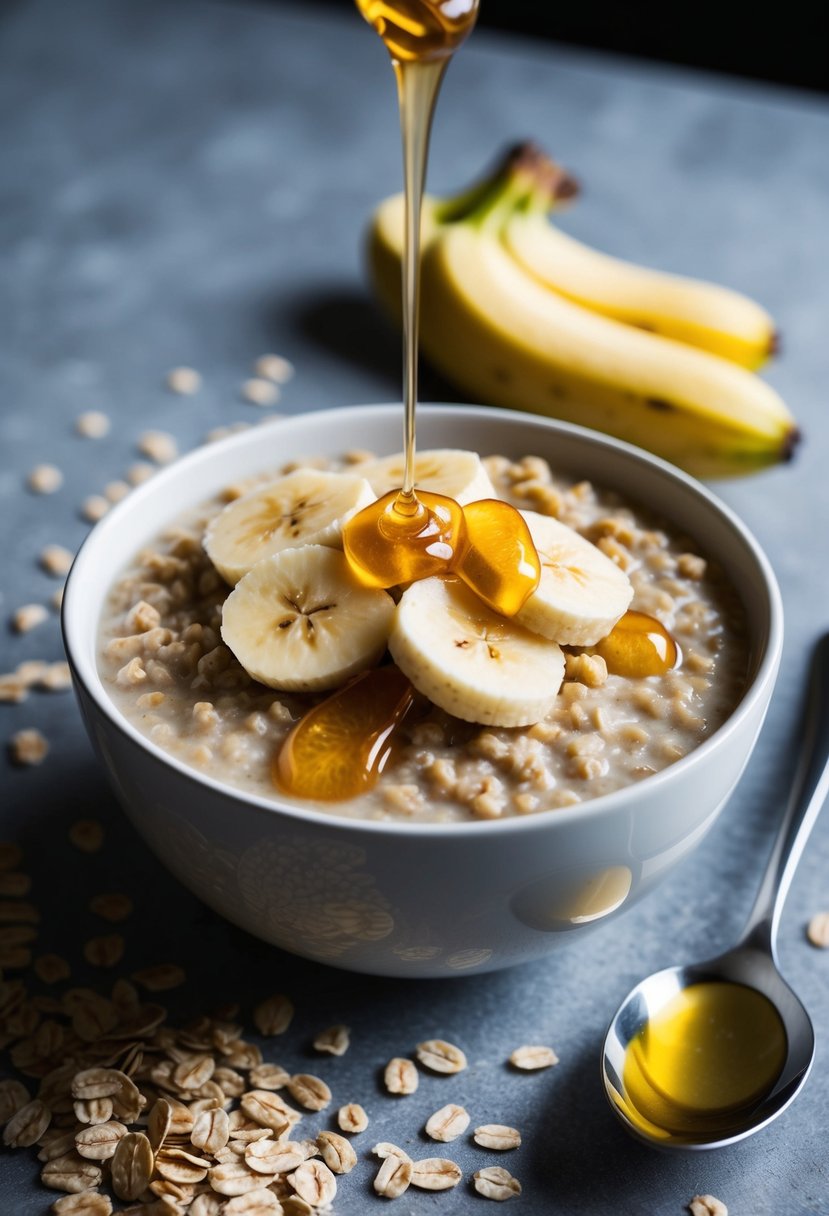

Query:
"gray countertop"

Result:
[[2, 1, 829, 1212]]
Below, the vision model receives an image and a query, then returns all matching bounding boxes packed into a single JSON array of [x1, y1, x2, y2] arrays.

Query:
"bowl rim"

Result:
[[62, 401, 784, 839]]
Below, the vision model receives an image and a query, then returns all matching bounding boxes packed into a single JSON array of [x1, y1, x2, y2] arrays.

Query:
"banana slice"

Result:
[[515, 510, 633, 646], [358, 449, 496, 505], [205, 469, 375, 584], [221, 545, 395, 692], [389, 577, 564, 727]]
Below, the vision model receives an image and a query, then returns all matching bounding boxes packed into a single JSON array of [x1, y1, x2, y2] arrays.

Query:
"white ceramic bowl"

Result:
[[63, 404, 783, 978]]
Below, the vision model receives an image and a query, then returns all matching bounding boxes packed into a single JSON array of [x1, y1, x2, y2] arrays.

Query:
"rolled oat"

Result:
[[313, 1023, 350, 1055], [373, 1153, 412, 1198], [415, 1039, 467, 1074], [410, 1157, 462, 1190], [474, 1124, 522, 1150], [509, 1044, 558, 1070], [8, 729, 49, 766], [253, 354, 294, 384], [384, 1056, 418, 1095], [240, 378, 280, 407], [337, 1102, 368, 1134], [473, 1165, 522, 1201], [11, 604, 49, 633], [166, 367, 202, 396], [75, 410, 111, 439], [28, 464, 63, 494], [806, 912, 829, 948], [688, 1197, 728, 1216], [40, 545, 74, 577]]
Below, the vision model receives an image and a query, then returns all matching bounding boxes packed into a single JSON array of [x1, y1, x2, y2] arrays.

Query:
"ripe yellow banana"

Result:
[[366, 148, 799, 478], [500, 147, 777, 370]]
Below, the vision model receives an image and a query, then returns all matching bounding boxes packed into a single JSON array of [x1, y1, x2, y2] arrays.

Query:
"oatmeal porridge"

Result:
[[97, 451, 749, 822]]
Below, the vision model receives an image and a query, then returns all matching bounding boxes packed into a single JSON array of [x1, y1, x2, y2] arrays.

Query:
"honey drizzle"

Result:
[[274, 667, 415, 801]]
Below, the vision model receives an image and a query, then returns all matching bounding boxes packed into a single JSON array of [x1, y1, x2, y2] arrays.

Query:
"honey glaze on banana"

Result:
[[343, 0, 546, 609]]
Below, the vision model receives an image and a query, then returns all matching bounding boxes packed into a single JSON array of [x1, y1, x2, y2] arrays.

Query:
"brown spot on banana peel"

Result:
[[768, 329, 782, 357], [645, 397, 676, 412]]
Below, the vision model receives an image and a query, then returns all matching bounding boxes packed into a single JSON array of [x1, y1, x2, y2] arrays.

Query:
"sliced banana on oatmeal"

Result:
[[389, 577, 564, 727], [357, 449, 496, 505], [515, 510, 634, 646], [205, 468, 375, 584], [221, 545, 395, 692]]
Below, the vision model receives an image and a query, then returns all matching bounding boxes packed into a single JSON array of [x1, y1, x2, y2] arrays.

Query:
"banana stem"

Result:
[[434, 141, 579, 229]]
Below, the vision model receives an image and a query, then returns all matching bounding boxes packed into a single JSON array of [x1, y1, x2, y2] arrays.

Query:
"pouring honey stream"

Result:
[[275, 1, 678, 801]]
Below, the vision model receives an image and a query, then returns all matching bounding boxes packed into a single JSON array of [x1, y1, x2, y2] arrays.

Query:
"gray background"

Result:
[[1, 0, 829, 1211]]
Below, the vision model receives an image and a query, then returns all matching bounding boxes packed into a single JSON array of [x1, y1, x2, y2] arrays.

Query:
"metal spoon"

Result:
[[602, 632, 829, 1149]]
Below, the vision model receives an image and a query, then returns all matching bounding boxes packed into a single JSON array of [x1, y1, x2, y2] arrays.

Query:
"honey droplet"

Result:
[[273, 667, 415, 801], [342, 488, 466, 588], [593, 610, 679, 677], [456, 499, 540, 616]]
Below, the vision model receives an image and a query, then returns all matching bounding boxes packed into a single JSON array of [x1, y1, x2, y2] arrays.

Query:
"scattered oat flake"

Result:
[[337, 1103, 368, 1134], [806, 912, 829, 948], [83, 934, 125, 968], [166, 366, 202, 395], [89, 892, 133, 922], [384, 1057, 418, 1095], [0, 1079, 31, 1123], [40, 661, 72, 691], [69, 820, 104, 852], [313, 1023, 350, 1055], [372, 1143, 412, 1163], [81, 495, 109, 523], [126, 461, 154, 485], [416, 1039, 467, 1074], [50, 586, 64, 611], [286, 1073, 331, 1111], [224, 1192, 282, 1215], [41, 1153, 102, 1194], [132, 963, 186, 991], [374, 1154, 412, 1198], [316, 1131, 357, 1175], [137, 430, 178, 464], [74, 1120, 128, 1160], [0, 674, 28, 702], [425, 1102, 470, 1142], [688, 1197, 728, 1216], [254, 353, 294, 383], [410, 1157, 462, 1190], [104, 480, 130, 503], [52, 1193, 113, 1215], [3, 1098, 52, 1147], [34, 953, 71, 984], [28, 464, 63, 494], [241, 377, 280, 407], [253, 993, 294, 1036], [509, 1044, 559, 1070], [473, 1166, 522, 1201], [474, 1124, 522, 1150], [111, 1131, 153, 1201], [8, 728, 49, 766], [40, 545, 74, 576], [12, 603, 49, 633], [75, 409, 111, 438]]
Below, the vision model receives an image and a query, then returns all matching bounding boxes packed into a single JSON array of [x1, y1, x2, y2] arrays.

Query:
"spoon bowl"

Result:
[[602, 632, 829, 1149], [603, 947, 815, 1149]]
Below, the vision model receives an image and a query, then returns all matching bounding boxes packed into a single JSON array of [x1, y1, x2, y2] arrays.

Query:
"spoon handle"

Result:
[[741, 632, 829, 956]]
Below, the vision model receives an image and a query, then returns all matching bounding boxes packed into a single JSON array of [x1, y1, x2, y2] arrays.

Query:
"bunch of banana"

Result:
[[367, 143, 799, 477], [211, 453, 632, 727]]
